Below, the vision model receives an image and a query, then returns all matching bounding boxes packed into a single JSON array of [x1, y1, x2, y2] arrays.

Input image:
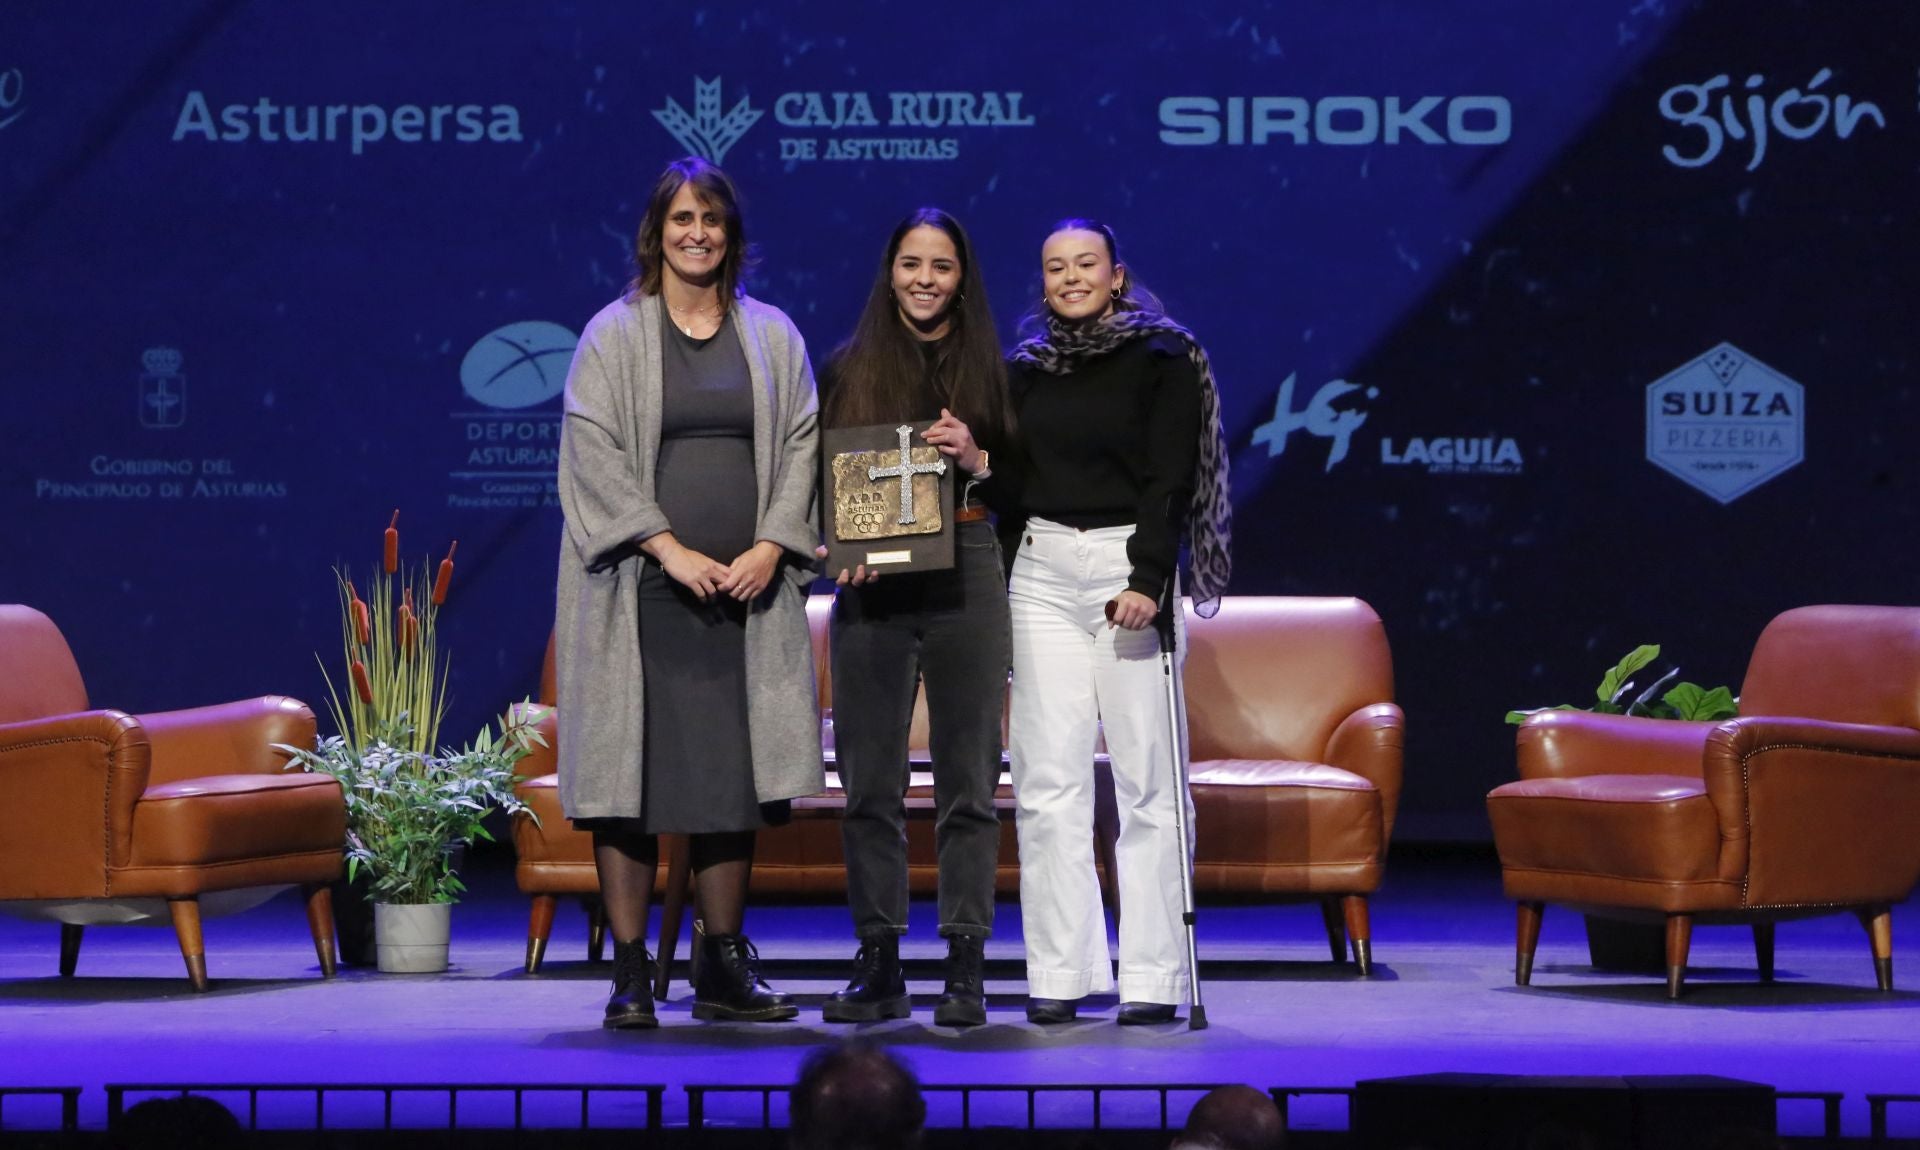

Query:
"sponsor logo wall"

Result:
[[3, 2, 1914, 837]]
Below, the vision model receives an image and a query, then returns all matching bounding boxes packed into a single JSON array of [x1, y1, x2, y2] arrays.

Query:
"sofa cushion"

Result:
[[127, 773, 344, 869], [1488, 774, 1742, 912]]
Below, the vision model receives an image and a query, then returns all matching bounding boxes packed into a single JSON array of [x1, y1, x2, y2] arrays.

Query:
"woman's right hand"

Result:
[[645, 533, 730, 601]]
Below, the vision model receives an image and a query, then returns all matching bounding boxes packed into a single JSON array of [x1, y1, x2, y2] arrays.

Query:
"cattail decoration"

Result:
[[349, 581, 371, 646], [351, 659, 374, 704], [383, 509, 400, 574], [432, 540, 458, 606], [398, 597, 418, 653]]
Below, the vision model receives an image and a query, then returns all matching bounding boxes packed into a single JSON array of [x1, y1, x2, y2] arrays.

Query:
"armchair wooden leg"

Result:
[[302, 884, 338, 978], [1319, 899, 1347, 964], [653, 835, 694, 1002], [1858, 906, 1894, 991], [525, 894, 557, 974], [1753, 922, 1776, 983], [1343, 895, 1373, 976], [586, 899, 608, 963], [1664, 914, 1693, 1000], [59, 924, 83, 978], [1516, 902, 1544, 986], [168, 897, 208, 992]]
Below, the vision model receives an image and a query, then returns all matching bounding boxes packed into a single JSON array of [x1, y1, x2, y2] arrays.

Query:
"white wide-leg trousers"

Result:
[[1009, 517, 1193, 1005]]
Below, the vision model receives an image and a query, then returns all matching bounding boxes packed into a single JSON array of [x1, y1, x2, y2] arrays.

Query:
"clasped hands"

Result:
[[647, 535, 782, 603]]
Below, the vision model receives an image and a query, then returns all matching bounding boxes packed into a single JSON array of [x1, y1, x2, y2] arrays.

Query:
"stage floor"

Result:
[[2, 848, 1916, 1138]]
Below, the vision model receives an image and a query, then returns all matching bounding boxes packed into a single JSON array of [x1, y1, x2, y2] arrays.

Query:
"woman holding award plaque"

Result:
[[554, 157, 822, 1029], [1003, 218, 1232, 1026], [818, 208, 1014, 1027]]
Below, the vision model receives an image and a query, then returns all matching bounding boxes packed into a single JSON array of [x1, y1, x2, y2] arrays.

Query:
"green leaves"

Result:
[[1596, 645, 1661, 705], [1507, 646, 1738, 727], [1663, 682, 1739, 721], [275, 700, 544, 904]]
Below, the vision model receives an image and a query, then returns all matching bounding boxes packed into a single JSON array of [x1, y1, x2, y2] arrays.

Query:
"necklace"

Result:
[[668, 298, 721, 337]]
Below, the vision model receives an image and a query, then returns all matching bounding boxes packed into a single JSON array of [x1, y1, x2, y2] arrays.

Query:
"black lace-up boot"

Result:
[[692, 932, 798, 1022], [602, 938, 657, 1029], [933, 934, 987, 1027], [822, 935, 910, 1022]]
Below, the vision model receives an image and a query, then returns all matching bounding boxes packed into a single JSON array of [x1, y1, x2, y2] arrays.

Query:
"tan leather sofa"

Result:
[[0, 605, 345, 991], [1487, 604, 1920, 998], [513, 595, 1402, 976]]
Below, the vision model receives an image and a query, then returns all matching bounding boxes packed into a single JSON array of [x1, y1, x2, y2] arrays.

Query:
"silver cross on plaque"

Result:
[[866, 423, 948, 526]]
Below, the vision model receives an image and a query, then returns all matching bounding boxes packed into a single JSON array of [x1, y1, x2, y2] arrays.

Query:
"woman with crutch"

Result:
[[1001, 218, 1231, 1025]]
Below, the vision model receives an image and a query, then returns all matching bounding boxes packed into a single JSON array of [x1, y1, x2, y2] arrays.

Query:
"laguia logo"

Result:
[[1646, 342, 1803, 504], [1659, 68, 1884, 172], [172, 92, 523, 155], [1381, 435, 1522, 474], [0, 67, 24, 131], [1251, 372, 1376, 471], [1160, 94, 1509, 147], [654, 77, 762, 164], [139, 347, 186, 429]]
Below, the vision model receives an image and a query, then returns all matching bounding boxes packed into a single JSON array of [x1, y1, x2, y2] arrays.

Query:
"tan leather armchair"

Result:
[[0, 605, 346, 991], [1487, 604, 1920, 998], [508, 633, 600, 974], [1177, 596, 1404, 974]]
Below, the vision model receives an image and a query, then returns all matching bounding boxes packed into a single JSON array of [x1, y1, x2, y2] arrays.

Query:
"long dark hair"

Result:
[[1019, 216, 1167, 337], [823, 208, 1011, 447], [628, 156, 752, 303]]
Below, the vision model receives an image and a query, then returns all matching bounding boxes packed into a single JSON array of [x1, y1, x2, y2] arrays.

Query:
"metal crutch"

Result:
[[1111, 585, 1208, 1030]]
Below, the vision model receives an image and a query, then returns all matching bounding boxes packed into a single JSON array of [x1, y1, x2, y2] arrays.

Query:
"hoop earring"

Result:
[[1110, 286, 1122, 300]]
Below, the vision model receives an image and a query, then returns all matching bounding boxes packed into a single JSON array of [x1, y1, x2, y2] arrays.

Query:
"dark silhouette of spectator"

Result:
[[114, 1094, 245, 1149], [791, 1038, 926, 1150], [1177, 1084, 1285, 1150]]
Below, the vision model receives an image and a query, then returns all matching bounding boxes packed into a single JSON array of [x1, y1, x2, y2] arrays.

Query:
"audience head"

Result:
[[115, 1094, 245, 1149], [791, 1038, 927, 1150], [1179, 1084, 1285, 1150]]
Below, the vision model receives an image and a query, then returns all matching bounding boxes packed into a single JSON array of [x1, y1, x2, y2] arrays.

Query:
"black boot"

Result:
[[692, 932, 797, 1022], [822, 935, 910, 1022], [603, 938, 657, 1030], [934, 934, 987, 1027]]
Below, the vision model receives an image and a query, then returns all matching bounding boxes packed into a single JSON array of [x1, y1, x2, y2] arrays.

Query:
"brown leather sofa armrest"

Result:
[[1701, 717, 1920, 887], [509, 703, 559, 779], [1324, 702, 1405, 844], [134, 696, 317, 786], [1515, 710, 1716, 780], [0, 709, 150, 886]]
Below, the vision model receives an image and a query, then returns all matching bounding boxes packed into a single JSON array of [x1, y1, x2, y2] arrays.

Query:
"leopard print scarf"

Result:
[[1011, 310, 1233, 616]]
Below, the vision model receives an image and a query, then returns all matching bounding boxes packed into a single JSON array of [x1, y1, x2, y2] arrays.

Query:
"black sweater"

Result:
[[1001, 334, 1200, 601]]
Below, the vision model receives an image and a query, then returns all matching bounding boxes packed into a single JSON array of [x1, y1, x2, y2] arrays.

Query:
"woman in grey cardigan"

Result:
[[555, 157, 823, 1028]]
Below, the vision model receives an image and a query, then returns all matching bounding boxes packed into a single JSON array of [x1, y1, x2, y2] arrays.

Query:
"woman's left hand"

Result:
[[1107, 589, 1158, 631], [718, 540, 784, 600], [923, 408, 983, 474]]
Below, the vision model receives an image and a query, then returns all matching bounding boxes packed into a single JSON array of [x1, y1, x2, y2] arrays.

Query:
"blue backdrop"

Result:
[[4, 1, 1914, 837]]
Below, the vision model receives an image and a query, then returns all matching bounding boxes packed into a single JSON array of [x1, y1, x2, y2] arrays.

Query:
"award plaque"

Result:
[[820, 420, 955, 578]]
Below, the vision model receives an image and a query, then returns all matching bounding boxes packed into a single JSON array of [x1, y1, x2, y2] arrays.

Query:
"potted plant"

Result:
[[280, 512, 543, 973], [1506, 644, 1738, 725], [1507, 644, 1737, 970]]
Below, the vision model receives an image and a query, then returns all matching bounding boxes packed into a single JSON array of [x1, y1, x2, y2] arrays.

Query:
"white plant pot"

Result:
[[374, 902, 452, 973]]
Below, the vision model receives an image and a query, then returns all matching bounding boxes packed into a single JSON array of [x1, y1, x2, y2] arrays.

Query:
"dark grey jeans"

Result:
[[830, 519, 1011, 940]]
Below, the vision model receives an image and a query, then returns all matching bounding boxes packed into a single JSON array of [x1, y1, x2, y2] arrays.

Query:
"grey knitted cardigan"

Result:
[[553, 292, 823, 819]]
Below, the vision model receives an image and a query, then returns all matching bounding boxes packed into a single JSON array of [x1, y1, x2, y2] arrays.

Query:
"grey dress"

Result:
[[637, 309, 774, 833]]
